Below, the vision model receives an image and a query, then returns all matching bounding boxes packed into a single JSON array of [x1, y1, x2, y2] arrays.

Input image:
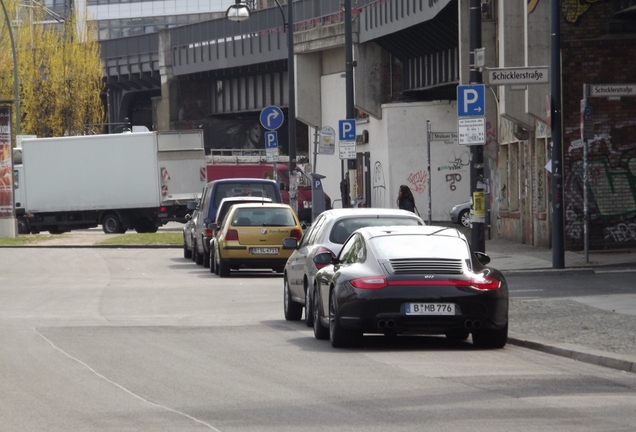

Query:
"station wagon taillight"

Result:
[[204, 228, 214, 237], [290, 229, 302, 241], [225, 229, 239, 241]]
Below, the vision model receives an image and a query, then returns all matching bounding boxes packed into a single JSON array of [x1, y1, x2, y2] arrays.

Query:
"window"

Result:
[[370, 235, 470, 261], [338, 234, 363, 264], [300, 214, 324, 247]]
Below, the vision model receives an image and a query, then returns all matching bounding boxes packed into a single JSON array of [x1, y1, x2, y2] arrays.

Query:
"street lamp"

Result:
[[226, 0, 297, 213], [225, 0, 250, 22]]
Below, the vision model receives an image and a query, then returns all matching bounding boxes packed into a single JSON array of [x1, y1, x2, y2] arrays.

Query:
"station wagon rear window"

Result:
[[232, 207, 296, 227], [214, 183, 280, 208]]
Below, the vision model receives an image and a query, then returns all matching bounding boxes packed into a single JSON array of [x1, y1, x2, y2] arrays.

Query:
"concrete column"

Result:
[[156, 28, 179, 130]]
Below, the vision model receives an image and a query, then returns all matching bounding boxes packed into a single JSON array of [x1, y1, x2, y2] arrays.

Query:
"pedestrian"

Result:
[[397, 184, 416, 213], [340, 172, 350, 208]]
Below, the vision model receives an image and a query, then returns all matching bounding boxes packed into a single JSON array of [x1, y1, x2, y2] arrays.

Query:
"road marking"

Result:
[[595, 268, 636, 274], [36, 328, 223, 432]]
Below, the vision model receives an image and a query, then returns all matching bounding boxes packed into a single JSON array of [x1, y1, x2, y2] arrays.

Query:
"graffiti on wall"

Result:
[[565, 131, 636, 245], [605, 223, 636, 243], [372, 161, 387, 208], [537, 168, 545, 206], [438, 150, 470, 172], [446, 173, 462, 191], [407, 170, 429, 194], [528, 0, 601, 24], [486, 121, 497, 146]]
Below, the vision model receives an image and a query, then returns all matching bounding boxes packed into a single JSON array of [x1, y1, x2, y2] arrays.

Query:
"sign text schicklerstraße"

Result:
[[485, 66, 549, 86]]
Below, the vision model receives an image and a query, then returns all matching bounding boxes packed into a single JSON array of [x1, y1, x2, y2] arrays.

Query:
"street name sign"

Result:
[[431, 132, 458, 144], [588, 84, 636, 98], [485, 66, 549, 86]]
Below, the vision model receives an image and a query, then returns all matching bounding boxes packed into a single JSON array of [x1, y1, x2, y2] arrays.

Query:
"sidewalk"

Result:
[[485, 235, 636, 273], [484, 235, 636, 373]]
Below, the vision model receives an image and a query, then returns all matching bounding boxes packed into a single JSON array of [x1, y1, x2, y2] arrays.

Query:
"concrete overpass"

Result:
[[100, 0, 459, 153]]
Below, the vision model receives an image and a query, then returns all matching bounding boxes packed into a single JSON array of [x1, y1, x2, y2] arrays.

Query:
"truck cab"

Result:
[[205, 152, 331, 223]]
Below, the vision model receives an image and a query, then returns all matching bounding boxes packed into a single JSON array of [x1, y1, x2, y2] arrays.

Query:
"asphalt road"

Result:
[[2, 248, 636, 431]]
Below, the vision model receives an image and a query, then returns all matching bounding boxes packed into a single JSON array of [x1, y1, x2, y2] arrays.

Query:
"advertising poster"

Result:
[[0, 106, 13, 217]]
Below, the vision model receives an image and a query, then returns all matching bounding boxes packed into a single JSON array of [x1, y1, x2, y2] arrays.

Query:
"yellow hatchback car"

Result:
[[211, 203, 303, 277]]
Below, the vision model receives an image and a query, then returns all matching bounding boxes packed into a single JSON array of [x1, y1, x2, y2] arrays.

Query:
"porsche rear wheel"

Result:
[[329, 290, 360, 348], [472, 323, 508, 349]]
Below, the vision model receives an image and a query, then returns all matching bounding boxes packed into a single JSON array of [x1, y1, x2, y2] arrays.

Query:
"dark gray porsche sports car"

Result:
[[312, 225, 508, 349]]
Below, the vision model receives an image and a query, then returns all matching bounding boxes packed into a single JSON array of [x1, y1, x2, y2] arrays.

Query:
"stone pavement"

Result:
[[484, 235, 636, 373]]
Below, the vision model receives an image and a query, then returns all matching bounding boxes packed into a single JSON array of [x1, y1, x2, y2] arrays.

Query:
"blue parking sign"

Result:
[[457, 84, 485, 117], [338, 119, 356, 141], [264, 131, 278, 149]]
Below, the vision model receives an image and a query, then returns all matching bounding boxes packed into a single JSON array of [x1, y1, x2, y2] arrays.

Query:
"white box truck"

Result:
[[14, 130, 206, 234]]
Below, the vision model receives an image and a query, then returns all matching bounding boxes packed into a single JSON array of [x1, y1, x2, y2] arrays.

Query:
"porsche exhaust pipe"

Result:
[[464, 319, 482, 329], [377, 319, 396, 330]]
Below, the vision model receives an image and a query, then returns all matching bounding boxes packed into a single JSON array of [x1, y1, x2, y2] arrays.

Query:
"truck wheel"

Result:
[[102, 213, 122, 234], [17, 218, 30, 235]]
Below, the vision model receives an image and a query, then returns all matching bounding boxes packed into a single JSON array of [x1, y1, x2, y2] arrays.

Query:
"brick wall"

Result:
[[560, 2, 636, 249]]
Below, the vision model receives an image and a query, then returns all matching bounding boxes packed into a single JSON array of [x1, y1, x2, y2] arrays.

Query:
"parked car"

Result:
[[281, 208, 425, 325], [191, 178, 283, 267], [207, 196, 273, 272], [211, 203, 302, 277], [182, 204, 199, 259], [311, 225, 508, 349], [450, 200, 471, 228]]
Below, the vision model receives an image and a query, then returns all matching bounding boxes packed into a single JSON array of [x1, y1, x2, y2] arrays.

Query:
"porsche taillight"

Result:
[[350, 276, 388, 289], [469, 275, 500, 291], [225, 229, 239, 241], [386, 276, 500, 291]]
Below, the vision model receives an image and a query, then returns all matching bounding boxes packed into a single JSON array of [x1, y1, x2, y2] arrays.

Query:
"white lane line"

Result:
[[595, 268, 636, 274], [36, 328, 223, 432]]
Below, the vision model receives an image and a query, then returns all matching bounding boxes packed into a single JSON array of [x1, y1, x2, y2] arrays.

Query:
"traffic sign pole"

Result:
[[469, 0, 485, 253]]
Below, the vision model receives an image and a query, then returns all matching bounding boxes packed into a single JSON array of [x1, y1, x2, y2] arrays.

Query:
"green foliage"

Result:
[[0, 1, 104, 138]]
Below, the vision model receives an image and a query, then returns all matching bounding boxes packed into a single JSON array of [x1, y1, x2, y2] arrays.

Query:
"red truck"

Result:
[[206, 152, 331, 223]]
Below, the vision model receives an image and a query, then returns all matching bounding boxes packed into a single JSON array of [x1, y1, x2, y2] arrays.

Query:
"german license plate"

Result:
[[405, 303, 455, 315], [250, 247, 278, 255]]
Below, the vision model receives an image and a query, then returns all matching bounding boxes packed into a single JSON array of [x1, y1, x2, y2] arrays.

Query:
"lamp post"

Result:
[[1, 0, 20, 135], [227, 0, 298, 213]]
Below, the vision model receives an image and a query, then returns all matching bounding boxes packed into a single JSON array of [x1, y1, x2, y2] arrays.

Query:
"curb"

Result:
[[507, 335, 636, 374], [502, 267, 596, 277]]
